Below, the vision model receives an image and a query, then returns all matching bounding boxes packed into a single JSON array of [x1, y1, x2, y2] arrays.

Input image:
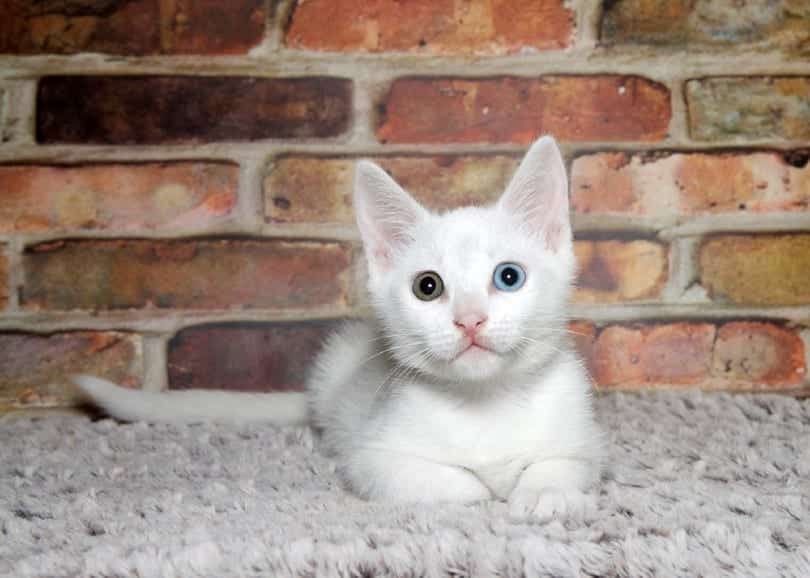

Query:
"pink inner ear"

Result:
[[373, 246, 390, 267]]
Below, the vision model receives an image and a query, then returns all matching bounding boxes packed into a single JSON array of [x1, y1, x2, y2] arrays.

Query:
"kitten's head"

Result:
[[354, 136, 575, 384]]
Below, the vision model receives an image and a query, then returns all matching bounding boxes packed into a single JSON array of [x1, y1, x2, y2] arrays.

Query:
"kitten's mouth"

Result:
[[454, 341, 496, 361]]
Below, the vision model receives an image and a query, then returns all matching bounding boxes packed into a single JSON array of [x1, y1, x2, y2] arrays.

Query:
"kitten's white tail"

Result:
[[72, 375, 308, 425]]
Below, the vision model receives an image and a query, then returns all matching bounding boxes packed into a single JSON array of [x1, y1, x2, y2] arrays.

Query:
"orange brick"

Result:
[[0, 332, 142, 411], [592, 323, 715, 388], [169, 321, 343, 392], [573, 240, 668, 303], [700, 235, 810, 305], [571, 151, 810, 215], [22, 240, 353, 311], [377, 76, 671, 144], [265, 155, 517, 223], [0, 163, 238, 233], [713, 322, 805, 388], [286, 0, 573, 53]]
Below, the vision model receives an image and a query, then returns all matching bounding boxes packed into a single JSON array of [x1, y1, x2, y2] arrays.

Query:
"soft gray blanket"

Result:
[[1, 391, 808, 577]]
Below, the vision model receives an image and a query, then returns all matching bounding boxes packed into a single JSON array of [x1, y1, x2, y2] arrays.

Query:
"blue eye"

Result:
[[493, 263, 526, 292]]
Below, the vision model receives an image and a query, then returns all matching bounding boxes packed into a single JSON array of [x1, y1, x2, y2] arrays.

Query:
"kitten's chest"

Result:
[[378, 388, 552, 495]]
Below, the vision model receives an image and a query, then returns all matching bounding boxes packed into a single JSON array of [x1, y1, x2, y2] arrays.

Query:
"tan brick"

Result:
[[37, 76, 352, 144], [0, 332, 141, 412], [571, 151, 810, 215], [592, 323, 715, 388], [286, 0, 573, 53], [699, 235, 810, 305], [601, 0, 810, 56], [265, 155, 517, 223], [22, 240, 353, 311], [713, 322, 805, 388], [573, 240, 668, 303], [377, 76, 671, 144], [687, 77, 810, 142], [169, 321, 343, 392], [0, 163, 238, 233], [0, 0, 265, 55]]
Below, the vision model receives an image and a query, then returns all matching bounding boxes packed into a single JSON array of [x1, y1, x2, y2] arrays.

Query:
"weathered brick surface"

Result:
[[591, 323, 716, 387], [0, 163, 238, 232], [571, 151, 810, 215], [713, 322, 805, 387], [0, 0, 265, 55], [601, 0, 810, 55], [37, 76, 352, 144], [377, 76, 671, 144], [169, 321, 342, 392], [687, 77, 810, 142], [22, 240, 353, 311], [589, 322, 806, 389], [265, 155, 517, 223], [286, 0, 573, 53], [0, 332, 141, 411], [573, 240, 668, 303], [699, 235, 810, 306]]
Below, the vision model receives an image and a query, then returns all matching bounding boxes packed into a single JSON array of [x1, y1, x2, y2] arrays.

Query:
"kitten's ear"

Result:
[[354, 160, 428, 273], [498, 136, 571, 251]]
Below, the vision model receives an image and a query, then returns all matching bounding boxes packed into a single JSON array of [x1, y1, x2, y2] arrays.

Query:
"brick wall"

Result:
[[1, 0, 809, 413]]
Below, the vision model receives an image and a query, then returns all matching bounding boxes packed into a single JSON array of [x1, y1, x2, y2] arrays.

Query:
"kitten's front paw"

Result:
[[508, 487, 595, 523]]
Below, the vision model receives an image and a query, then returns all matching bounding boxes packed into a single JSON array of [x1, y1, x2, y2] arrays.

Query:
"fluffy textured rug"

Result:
[[1, 391, 808, 578]]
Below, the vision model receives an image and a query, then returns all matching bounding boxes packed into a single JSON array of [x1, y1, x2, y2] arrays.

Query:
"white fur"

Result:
[[74, 136, 604, 516]]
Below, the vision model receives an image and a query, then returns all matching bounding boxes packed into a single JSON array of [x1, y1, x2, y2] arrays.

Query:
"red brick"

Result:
[[377, 76, 670, 144], [37, 76, 352, 144], [0, 163, 238, 233], [687, 77, 810, 142], [265, 155, 517, 223], [22, 240, 353, 311], [0, 332, 141, 412], [699, 235, 810, 306], [713, 322, 805, 388], [571, 151, 810, 216], [0, 248, 7, 309], [286, 0, 573, 53], [0, 0, 264, 55], [601, 0, 810, 56], [573, 240, 668, 303], [168, 321, 342, 392], [591, 323, 715, 388]]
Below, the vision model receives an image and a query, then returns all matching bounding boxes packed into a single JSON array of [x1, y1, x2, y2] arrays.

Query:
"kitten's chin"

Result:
[[441, 347, 506, 381]]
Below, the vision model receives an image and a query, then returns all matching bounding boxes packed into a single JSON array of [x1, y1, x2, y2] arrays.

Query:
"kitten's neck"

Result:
[[382, 340, 568, 403]]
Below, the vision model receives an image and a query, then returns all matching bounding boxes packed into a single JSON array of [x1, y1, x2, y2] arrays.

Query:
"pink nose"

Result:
[[454, 315, 487, 336]]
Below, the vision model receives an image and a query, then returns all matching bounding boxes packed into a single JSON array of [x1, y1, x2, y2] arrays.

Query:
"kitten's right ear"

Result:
[[353, 161, 427, 273]]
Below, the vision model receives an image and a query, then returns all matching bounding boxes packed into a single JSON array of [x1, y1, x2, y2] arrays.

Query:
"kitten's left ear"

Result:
[[498, 136, 571, 251]]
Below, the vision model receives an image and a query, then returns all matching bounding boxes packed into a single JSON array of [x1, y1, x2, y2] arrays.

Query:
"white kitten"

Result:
[[75, 136, 604, 519]]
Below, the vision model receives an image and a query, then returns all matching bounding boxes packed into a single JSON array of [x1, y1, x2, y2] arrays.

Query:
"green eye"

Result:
[[413, 271, 444, 301]]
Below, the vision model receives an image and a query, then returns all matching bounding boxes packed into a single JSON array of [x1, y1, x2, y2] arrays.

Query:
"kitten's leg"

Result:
[[344, 451, 492, 503], [508, 458, 596, 522]]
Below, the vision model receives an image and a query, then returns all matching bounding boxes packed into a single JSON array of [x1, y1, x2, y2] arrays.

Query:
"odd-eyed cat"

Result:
[[75, 136, 604, 519]]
